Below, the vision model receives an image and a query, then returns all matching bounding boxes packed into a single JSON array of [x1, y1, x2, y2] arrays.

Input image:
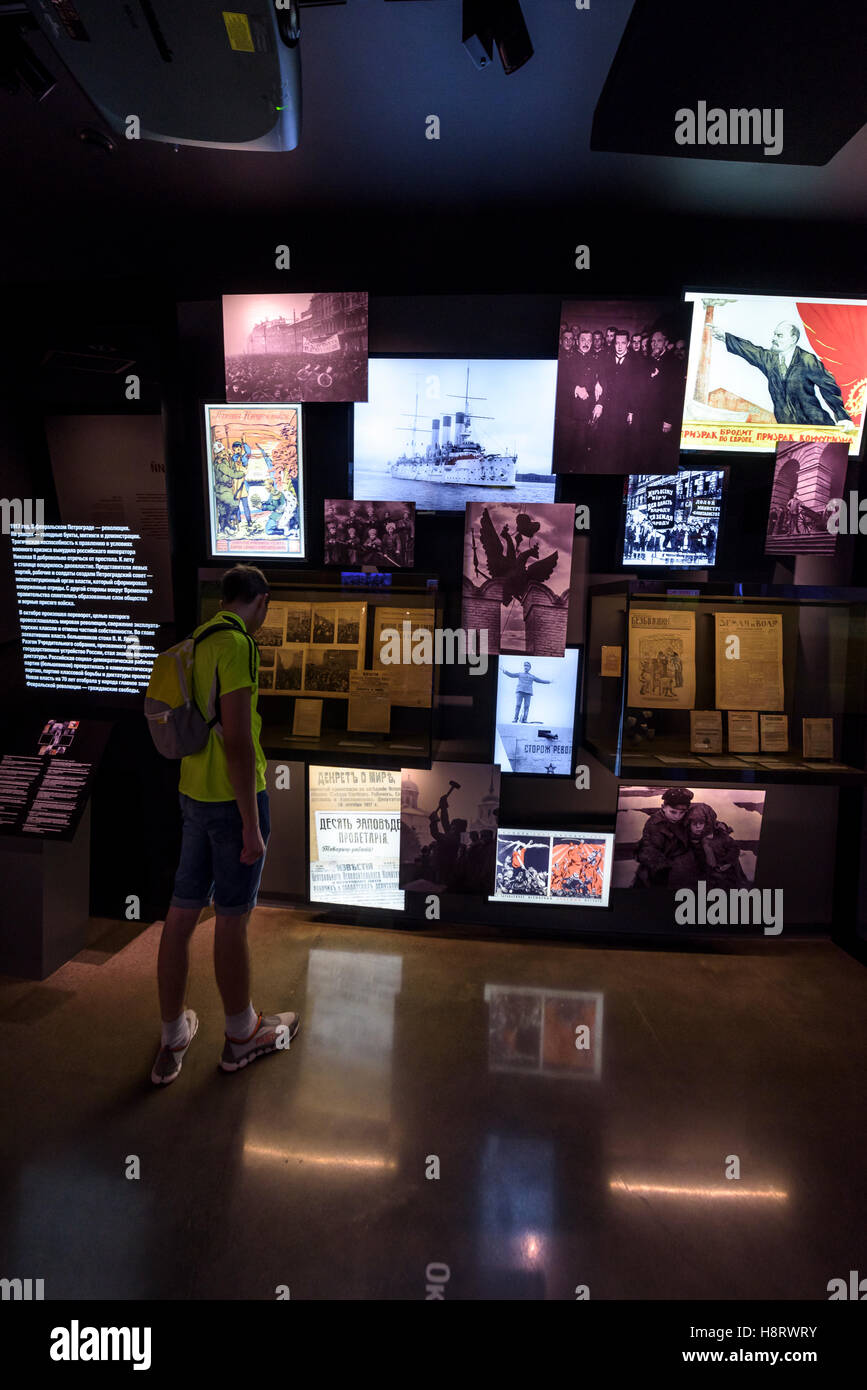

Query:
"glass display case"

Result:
[[585, 580, 867, 784], [197, 567, 440, 767]]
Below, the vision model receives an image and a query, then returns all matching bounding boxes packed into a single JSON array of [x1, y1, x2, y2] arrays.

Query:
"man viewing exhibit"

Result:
[[151, 565, 299, 1085]]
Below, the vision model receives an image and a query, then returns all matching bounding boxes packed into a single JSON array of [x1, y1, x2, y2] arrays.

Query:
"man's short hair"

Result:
[[661, 787, 694, 809], [221, 564, 269, 604]]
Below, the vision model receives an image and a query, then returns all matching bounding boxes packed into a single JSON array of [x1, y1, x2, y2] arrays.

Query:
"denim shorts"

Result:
[[170, 789, 270, 917]]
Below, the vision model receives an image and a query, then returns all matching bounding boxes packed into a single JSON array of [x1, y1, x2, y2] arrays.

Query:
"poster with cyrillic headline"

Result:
[[626, 608, 696, 709], [681, 293, 866, 455], [308, 766, 404, 911], [714, 613, 784, 712]]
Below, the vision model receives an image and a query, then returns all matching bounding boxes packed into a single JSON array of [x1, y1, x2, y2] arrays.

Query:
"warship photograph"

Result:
[[353, 358, 557, 510]]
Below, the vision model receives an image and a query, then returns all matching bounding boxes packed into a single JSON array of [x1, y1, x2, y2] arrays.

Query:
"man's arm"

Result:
[[635, 821, 673, 873], [220, 687, 264, 865], [720, 332, 770, 373], [503, 670, 520, 679], [532, 676, 552, 684]]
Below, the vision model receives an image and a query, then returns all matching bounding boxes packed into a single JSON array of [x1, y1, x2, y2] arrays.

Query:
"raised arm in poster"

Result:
[[765, 441, 848, 555], [714, 612, 784, 711], [462, 501, 574, 656], [222, 292, 368, 403], [626, 608, 696, 710], [553, 300, 691, 474], [400, 762, 501, 895], [681, 293, 866, 455]]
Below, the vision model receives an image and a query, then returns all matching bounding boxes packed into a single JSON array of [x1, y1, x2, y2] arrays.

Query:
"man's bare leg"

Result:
[[214, 911, 252, 1018], [157, 906, 201, 1022]]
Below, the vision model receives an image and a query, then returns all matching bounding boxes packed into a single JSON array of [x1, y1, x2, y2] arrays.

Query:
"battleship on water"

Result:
[[389, 369, 517, 488]]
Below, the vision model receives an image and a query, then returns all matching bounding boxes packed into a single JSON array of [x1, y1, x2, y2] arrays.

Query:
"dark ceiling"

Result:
[[1, 0, 866, 285]]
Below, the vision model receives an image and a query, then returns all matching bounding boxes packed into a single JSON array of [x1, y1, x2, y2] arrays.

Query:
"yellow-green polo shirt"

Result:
[[178, 613, 266, 803]]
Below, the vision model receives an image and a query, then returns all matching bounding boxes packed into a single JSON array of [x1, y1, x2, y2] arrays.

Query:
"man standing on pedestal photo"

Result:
[[503, 660, 552, 723]]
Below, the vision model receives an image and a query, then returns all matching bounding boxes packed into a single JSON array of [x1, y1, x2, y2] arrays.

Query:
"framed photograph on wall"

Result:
[[352, 357, 558, 512], [493, 648, 582, 775], [222, 291, 368, 403]]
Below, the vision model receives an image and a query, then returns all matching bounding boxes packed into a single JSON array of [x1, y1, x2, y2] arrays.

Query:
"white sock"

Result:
[[226, 1002, 258, 1040], [161, 1011, 190, 1050]]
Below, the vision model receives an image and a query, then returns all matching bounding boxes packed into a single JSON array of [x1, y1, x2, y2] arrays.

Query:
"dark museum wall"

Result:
[[0, 206, 865, 943]]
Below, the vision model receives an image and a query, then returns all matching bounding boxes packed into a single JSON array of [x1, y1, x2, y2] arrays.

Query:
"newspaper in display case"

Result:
[[347, 671, 391, 733], [802, 717, 834, 760], [727, 710, 760, 753], [714, 612, 784, 712], [372, 606, 434, 708], [690, 710, 723, 754], [760, 713, 789, 753], [626, 608, 696, 710]]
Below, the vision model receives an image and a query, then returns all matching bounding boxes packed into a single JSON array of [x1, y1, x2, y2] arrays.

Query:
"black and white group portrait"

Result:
[[553, 300, 691, 474], [614, 786, 766, 890], [324, 499, 415, 568], [222, 291, 369, 403]]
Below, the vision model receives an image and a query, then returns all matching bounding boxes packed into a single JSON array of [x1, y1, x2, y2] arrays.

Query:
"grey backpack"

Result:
[[144, 613, 256, 759]]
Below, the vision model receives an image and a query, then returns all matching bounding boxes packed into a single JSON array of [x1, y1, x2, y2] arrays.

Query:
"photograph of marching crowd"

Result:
[[324, 499, 415, 568], [222, 291, 369, 403], [623, 468, 726, 567], [553, 299, 691, 474]]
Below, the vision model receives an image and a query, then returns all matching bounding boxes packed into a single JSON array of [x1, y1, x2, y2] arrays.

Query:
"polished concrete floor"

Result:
[[1, 908, 865, 1300]]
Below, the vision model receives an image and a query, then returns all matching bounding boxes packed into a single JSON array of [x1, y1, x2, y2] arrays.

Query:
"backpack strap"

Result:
[[191, 613, 258, 727]]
